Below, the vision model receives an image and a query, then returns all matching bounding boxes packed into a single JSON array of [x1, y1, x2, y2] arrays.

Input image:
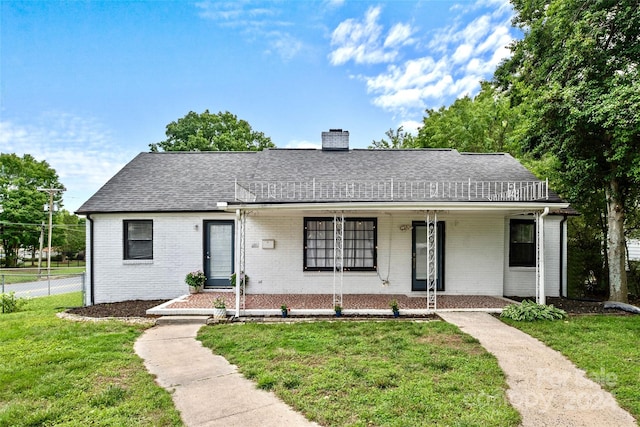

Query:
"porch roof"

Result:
[[77, 148, 567, 214]]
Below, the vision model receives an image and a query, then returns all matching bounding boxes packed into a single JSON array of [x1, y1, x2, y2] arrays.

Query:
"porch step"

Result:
[[156, 315, 211, 325]]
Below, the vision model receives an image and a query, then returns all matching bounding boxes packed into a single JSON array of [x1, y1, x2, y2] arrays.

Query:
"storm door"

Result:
[[412, 221, 445, 291], [204, 220, 234, 287]]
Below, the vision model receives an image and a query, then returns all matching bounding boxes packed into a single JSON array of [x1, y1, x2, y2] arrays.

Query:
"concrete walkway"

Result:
[[134, 322, 318, 427], [438, 312, 637, 427]]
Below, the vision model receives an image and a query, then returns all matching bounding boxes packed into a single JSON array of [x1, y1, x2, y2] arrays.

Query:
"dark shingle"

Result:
[[76, 149, 563, 213]]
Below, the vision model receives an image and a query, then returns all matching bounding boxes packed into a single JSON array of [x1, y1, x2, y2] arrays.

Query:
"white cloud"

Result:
[[449, 74, 482, 98], [333, 0, 516, 119], [366, 57, 447, 93], [384, 23, 414, 48], [398, 120, 422, 135], [476, 25, 510, 54], [452, 44, 473, 63], [195, 1, 306, 61], [323, 0, 345, 9], [424, 75, 456, 99], [329, 6, 415, 65], [461, 15, 492, 45], [0, 112, 134, 211], [265, 32, 304, 61], [195, 1, 275, 24], [372, 87, 425, 111]]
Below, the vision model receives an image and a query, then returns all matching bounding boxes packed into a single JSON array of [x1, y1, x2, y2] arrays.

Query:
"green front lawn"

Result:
[[503, 315, 640, 423], [7, 292, 635, 426], [0, 293, 182, 427], [198, 321, 521, 427]]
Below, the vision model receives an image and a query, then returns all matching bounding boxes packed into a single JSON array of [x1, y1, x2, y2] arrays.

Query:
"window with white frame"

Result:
[[304, 217, 377, 271], [509, 219, 535, 267], [124, 220, 153, 260]]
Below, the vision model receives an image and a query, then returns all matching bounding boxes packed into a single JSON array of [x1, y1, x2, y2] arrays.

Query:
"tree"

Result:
[[495, 0, 640, 302], [369, 126, 416, 149], [415, 82, 524, 155], [53, 210, 86, 261], [0, 154, 64, 267], [149, 110, 275, 152]]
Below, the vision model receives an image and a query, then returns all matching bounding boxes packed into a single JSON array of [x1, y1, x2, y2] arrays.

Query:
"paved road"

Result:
[[1, 276, 84, 297]]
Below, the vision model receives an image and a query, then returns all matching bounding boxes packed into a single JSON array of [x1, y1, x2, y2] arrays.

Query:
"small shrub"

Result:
[[185, 270, 206, 288], [0, 292, 27, 314], [501, 300, 567, 321], [230, 272, 249, 287]]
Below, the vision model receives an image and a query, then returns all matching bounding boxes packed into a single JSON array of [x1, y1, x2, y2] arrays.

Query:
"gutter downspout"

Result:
[[538, 207, 550, 305], [86, 214, 95, 306], [559, 215, 568, 297]]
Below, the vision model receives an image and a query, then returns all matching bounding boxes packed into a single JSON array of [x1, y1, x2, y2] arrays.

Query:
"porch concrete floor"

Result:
[[157, 293, 512, 314]]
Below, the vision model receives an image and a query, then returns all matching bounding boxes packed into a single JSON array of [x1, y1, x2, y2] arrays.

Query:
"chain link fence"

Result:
[[0, 270, 86, 303]]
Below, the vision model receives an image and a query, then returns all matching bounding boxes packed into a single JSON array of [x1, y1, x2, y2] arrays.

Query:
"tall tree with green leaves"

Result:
[[495, 0, 640, 302], [149, 110, 275, 152], [415, 82, 524, 155], [0, 154, 64, 267], [53, 210, 86, 261], [369, 126, 415, 149]]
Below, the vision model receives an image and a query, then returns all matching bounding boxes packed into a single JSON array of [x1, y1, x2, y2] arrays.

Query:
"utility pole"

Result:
[[37, 188, 62, 278]]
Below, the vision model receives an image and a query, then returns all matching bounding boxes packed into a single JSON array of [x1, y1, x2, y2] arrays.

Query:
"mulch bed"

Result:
[[67, 296, 640, 318], [68, 300, 168, 318]]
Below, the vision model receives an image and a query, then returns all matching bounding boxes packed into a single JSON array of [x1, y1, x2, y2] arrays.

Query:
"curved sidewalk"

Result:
[[438, 312, 637, 427], [134, 323, 318, 427]]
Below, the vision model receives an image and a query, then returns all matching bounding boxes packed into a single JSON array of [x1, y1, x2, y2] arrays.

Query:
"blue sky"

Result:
[[1, 0, 519, 212]]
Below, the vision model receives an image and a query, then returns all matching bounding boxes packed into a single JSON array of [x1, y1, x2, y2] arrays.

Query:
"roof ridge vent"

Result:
[[321, 129, 349, 151]]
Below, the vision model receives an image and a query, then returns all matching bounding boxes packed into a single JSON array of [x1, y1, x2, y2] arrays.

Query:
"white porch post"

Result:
[[235, 209, 241, 317], [333, 213, 344, 309], [537, 207, 550, 305], [426, 211, 437, 311]]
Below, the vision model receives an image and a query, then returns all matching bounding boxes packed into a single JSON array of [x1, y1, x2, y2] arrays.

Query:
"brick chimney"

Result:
[[321, 129, 349, 151]]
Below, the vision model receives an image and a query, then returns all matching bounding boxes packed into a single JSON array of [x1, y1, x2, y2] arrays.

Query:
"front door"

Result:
[[204, 220, 234, 287], [412, 221, 445, 291]]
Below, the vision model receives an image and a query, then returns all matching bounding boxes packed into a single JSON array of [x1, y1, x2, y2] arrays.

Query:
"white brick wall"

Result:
[[247, 211, 518, 296], [85, 210, 561, 303], [444, 213, 504, 295], [87, 212, 234, 304], [503, 215, 562, 298], [629, 239, 640, 261]]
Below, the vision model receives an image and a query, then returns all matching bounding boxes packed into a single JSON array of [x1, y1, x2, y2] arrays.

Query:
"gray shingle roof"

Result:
[[76, 149, 565, 213]]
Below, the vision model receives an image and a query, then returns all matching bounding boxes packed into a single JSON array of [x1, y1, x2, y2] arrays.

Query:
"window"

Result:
[[124, 220, 153, 260], [509, 219, 535, 267], [304, 217, 377, 271]]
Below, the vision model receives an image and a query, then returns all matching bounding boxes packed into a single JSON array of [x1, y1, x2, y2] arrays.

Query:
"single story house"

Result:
[[77, 129, 571, 312]]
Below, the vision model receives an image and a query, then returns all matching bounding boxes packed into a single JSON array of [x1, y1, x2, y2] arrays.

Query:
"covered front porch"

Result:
[[147, 292, 515, 317], [187, 177, 566, 317]]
